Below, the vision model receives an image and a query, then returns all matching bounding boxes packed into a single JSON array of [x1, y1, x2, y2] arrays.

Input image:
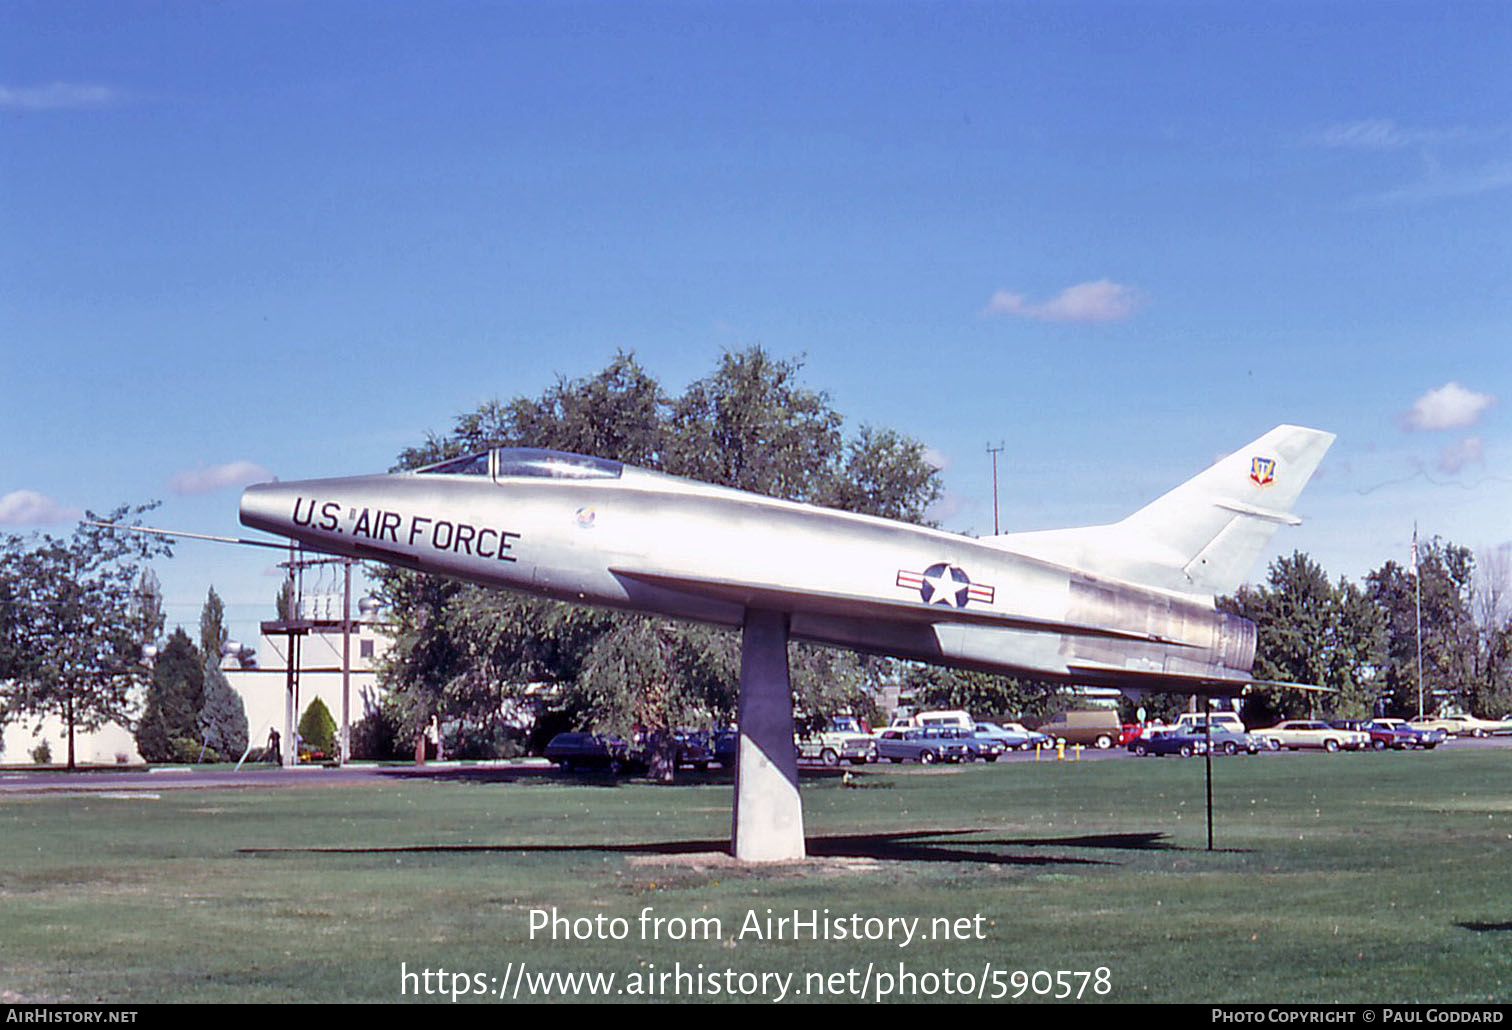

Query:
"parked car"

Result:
[[1128, 728, 1208, 757], [953, 728, 1008, 762], [711, 729, 738, 766], [972, 722, 1032, 750], [1257, 720, 1368, 752], [1037, 709, 1121, 749], [1332, 718, 1408, 751], [1364, 718, 1444, 749], [673, 730, 714, 770], [911, 709, 974, 731], [875, 727, 974, 764], [998, 721, 1052, 750], [1409, 713, 1512, 738], [544, 732, 639, 772], [1199, 726, 1268, 755], [1173, 711, 1248, 736], [796, 718, 877, 766]]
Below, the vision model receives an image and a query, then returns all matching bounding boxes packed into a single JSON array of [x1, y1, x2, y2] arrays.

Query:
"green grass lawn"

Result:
[[1, 750, 1509, 1003]]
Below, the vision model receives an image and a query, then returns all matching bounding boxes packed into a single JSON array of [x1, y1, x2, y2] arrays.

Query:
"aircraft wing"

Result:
[[610, 567, 1198, 647], [1065, 662, 1333, 697]]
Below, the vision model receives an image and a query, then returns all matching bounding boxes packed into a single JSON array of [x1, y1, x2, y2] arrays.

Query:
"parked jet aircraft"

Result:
[[241, 424, 1331, 695], [239, 423, 1333, 860]]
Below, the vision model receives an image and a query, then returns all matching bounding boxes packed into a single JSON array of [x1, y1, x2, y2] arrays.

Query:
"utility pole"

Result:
[[262, 549, 357, 767], [1413, 524, 1424, 719], [341, 557, 352, 765], [986, 441, 1005, 535]]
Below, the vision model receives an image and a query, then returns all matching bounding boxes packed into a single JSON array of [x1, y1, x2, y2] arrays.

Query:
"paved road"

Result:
[[0, 759, 558, 793], [3, 734, 1504, 793]]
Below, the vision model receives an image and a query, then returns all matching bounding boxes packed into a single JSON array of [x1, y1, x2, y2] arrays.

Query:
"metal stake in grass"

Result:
[[1204, 695, 1214, 852]]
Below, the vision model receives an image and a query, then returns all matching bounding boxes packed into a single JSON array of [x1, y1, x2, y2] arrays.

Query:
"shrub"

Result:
[[298, 698, 338, 756], [351, 706, 404, 761]]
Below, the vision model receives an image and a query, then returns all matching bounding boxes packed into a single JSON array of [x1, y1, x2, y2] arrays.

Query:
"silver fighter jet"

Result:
[[240, 423, 1333, 861]]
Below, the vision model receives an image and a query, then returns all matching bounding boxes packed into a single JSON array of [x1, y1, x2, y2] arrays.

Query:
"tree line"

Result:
[[0, 511, 252, 767], [3, 350, 1505, 769], [369, 348, 1512, 760], [133, 584, 250, 764], [370, 348, 946, 779], [0, 507, 168, 768], [1220, 541, 1511, 726]]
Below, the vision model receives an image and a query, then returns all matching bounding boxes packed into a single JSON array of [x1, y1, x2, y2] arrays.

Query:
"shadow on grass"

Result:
[[376, 765, 740, 788], [239, 828, 1194, 867], [1457, 921, 1512, 932], [378, 761, 1086, 791]]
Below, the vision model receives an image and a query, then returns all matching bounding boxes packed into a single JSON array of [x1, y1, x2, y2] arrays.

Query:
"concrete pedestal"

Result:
[[731, 609, 806, 862]]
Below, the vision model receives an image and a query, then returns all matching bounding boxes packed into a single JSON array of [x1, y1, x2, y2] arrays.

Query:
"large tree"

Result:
[[1470, 545, 1512, 718], [136, 627, 205, 763], [199, 585, 228, 666], [1221, 552, 1384, 723], [396, 351, 669, 472], [198, 661, 249, 761], [900, 663, 1060, 725], [1, 507, 169, 768], [136, 625, 250, 764], [376, 347, 944, 777], [1366, 538, 1505, 717]]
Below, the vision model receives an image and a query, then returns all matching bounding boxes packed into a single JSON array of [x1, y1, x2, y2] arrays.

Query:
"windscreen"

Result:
[[415, 452, 490, 476]]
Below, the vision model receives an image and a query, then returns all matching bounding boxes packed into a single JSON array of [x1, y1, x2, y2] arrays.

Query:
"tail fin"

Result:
[[990, 425, 1335, 596]]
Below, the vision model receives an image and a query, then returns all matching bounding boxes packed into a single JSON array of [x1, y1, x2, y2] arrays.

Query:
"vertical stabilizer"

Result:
[[991, 425, 1335, 597]]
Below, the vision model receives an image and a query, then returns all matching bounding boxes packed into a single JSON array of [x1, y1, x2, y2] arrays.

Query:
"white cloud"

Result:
[[169, 460, 273, 496], [983, 280, 1144, 323], [1401, 382, 1497, 432], [1358, 160, 1512, 206], [1437, 436, 1485, 475], [923, 447, 951, 471], [0, 82, 121, 110], [925, 490, 968, 524], [1313, 119, 1471, 150], [0, 490, 80, 526]]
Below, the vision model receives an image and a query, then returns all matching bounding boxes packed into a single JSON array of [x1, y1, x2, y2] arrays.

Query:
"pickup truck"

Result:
[[795, 717, 877, 766]]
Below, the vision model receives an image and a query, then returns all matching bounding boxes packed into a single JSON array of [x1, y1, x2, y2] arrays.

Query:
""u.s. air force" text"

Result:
[[291, 498, 520, 562]]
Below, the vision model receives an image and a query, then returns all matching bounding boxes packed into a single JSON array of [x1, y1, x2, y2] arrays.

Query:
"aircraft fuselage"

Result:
[[240, 452, 1256, 693]]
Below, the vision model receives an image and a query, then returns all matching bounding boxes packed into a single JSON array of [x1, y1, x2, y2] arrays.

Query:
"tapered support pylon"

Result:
[[731, 609, 806, 861]]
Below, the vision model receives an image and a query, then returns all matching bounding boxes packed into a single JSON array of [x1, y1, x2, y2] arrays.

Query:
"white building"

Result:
[[0, 709, 143, 767], [0, 592, 395, 768], [224, 594, 393, 760]]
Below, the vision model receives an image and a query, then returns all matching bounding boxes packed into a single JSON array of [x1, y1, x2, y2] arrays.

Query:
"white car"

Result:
[[1409, 713, 1512, 738], [1259, 720, 1369, 752], [1174, 711, 1246, 735]]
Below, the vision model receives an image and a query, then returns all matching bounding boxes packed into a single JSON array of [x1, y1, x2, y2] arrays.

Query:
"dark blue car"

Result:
[[1128, 729, 1209, 757]]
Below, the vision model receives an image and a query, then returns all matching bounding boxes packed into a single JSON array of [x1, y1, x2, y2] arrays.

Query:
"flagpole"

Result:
[[1413, 524, 1424, 719]]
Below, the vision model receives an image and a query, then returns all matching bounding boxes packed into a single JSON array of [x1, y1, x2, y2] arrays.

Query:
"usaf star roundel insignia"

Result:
[[896, 563, 995, 608]]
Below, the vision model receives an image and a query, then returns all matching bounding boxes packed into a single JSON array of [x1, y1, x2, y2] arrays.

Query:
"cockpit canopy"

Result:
[[415, 447, 624, 481]]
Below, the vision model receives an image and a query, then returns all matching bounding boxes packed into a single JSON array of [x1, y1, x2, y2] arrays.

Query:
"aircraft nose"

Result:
[[239, 480, 297, 538]]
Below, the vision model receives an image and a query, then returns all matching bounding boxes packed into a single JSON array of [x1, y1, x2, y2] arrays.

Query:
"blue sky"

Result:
[[3, 1, 1508, 650]]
